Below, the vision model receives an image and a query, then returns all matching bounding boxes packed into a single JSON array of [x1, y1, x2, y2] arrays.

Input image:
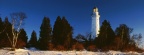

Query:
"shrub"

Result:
[[47, 43, 54, 50], [56, 45, 65, 51], [72, 42, 84, 51], [16, 39, 26, 48], [87, 45, 96, 51]]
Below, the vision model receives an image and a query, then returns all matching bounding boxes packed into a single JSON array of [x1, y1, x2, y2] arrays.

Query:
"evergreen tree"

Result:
[[28, 30, 37, 47], [18, 28, 28, 48], [52, 16, 73, 50], [0, 17, 12, 47], [115, 24, 133, 50], [0, 17, 4, 48], [96, 20, 115, 50], [52, 16, 62, 46], [0, 17, 3, 34], [61, 17, 73, 49], [38, 17, 52, 50]]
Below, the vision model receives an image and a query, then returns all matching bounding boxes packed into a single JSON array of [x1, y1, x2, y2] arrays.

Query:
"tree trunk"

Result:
[[11, 45, 16, 51]]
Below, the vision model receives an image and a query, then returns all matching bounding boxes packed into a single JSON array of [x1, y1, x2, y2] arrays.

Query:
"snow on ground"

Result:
[[0, 48, 144, 55]]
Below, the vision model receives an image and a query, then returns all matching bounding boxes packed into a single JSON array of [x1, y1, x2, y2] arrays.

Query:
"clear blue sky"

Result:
[[0, 0, 144, 41]]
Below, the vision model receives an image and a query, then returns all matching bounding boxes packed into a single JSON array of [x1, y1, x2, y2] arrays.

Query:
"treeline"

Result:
[[0, 16, 143, 52], [74, 20, 143, 52], [0, 16, 73, 51], [95, 20, 143, 52]]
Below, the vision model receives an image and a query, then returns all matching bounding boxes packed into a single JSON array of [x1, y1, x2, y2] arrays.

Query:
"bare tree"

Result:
[[132, 34, 142, 47], [7, 12, 26, 51]]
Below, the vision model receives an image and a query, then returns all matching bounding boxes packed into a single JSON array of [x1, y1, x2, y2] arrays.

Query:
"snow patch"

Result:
[[15, 48, 28, 52], [0, 49, 144, 55]]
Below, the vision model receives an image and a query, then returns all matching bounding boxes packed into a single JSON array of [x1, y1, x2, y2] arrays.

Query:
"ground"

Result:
[[0, 48, 143, 55]]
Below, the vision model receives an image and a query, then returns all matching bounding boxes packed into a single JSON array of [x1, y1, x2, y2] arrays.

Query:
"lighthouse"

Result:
[[91, 7, 100, 38]]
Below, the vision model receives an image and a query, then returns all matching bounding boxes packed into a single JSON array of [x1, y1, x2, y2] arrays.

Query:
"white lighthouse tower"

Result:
[[91, 7, 100, 38]]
